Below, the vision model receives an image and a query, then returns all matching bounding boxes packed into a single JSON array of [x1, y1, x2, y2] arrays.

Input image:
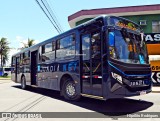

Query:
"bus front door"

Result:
[[81, 32, 103, 97]]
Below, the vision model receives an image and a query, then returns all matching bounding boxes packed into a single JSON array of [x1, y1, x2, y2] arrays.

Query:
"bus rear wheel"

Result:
[[21, 76, 27, 89], [61, 78, 81, 101]]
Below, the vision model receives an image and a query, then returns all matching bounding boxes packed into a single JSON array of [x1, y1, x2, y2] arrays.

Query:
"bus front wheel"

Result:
[[21, 76, 26, 89], [61, 78, 81, 101]]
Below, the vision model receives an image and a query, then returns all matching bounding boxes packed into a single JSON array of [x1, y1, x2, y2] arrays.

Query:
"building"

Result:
[[68, 4, 160, 85], [68, 4, 160, 32]]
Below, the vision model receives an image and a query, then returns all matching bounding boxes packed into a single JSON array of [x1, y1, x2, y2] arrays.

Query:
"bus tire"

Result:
[[3, 73, 8, 77], [61, 78, 81, 101], [21, 76, 27, 89]]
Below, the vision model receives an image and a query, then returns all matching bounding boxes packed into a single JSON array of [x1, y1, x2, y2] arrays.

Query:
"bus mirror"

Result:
[[92, 33, 100, 40], [140, 32, 144, 41], [109, 32, 115, 46]]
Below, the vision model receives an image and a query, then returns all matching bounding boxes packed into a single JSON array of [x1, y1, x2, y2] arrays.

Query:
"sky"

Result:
[[0, 0, 160, 65]]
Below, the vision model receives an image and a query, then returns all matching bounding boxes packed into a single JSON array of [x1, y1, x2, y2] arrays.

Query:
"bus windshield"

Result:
[[4, 68, 11, 71], [110, 30, 148, 64]]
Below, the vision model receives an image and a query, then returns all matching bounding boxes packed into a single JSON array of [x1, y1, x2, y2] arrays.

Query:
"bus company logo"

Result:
[[38, 62, 78, 72], [1, 113, 42, 118], [2, 113, 12, 118], [38, 64, 60, 72]]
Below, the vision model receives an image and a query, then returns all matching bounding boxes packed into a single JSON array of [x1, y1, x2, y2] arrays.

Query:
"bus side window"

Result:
[[91, 33, 101, 59], [56, 34, 76, 59], [82, 35, 90, 60], [12, 56, 16, 65], [82, 34, 90, 73], [38, 46, 42, 62], [41, 42, 55, 62]]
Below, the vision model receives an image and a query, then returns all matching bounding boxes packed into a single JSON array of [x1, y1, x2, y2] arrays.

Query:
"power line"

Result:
[[43, 0, 64, 32], [40, 0, 63, 33], [35, 0, 61, 34]]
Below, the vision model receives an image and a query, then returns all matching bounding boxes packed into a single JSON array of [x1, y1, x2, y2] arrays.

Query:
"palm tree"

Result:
[[0, 38, 10, 67], [21, 38, 35, 50]]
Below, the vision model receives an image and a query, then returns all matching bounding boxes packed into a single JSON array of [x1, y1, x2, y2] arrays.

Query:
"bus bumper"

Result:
[[107, 83, 152, 99]]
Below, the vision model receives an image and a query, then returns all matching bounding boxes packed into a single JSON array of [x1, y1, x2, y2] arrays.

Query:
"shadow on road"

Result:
[[12, 85, 153, 116]]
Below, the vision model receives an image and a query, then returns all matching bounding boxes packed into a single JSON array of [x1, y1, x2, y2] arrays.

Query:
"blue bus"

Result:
[[11, 15, 152, 101], [0, 67, 12, 77], [0, 67, 3, 76]]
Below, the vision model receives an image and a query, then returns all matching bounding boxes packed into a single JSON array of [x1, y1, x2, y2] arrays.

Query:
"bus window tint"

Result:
[[22, 51, 30, 65], [45, 43, 52, 53], [56, 34, 75, 58], [82, 35, 90, 60], [41, 42, 55, 62], [12, 57, 16, 65], [4, 68, 11, 71]]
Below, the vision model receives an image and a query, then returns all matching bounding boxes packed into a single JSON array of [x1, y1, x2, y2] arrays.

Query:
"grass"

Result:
[[0, 76, 11, 79]]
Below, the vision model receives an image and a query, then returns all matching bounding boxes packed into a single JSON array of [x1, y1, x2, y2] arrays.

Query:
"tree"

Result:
[[21, 38, 35, 50], [0, 38, 10, 67]]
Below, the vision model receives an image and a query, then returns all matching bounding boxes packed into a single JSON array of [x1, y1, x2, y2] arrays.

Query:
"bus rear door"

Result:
[[16, 56, 20, 82], [31, 50, 38, 85]]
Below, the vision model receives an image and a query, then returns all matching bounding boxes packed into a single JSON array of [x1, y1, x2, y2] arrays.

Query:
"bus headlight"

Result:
[[111, 72, 122, 84]]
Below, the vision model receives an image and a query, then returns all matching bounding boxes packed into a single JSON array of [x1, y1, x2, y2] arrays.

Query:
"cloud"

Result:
[[6, 36, 39, 66], [15, 36, 39, 49]]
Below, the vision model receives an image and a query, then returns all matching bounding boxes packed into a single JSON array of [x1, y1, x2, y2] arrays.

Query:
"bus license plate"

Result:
[[140, 91, 146, 95]]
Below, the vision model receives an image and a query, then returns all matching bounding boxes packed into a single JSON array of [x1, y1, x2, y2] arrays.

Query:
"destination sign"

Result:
[[117, 22, 137, 31], [110, 16, 141, 32]]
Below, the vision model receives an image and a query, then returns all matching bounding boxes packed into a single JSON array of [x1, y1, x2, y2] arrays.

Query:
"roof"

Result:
[[68, 4, 160, 28]]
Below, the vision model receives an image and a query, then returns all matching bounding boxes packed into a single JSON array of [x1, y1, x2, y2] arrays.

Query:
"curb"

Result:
[[152, 91, 160, 93], [0, 78, 11, 80]]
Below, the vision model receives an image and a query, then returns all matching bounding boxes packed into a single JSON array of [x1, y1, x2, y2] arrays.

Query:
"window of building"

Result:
[[152, 21, 160, 33], [56, 34, 75, 58]]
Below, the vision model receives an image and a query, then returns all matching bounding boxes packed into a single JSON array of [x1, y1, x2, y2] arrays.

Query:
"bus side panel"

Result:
[[24, 65, 31, 85], [11, 57, 16, 82], [37, 64, 58, 90], [11, 71, 16, 82], [56, 60, 80, 92], [37, 60, 80, 91]]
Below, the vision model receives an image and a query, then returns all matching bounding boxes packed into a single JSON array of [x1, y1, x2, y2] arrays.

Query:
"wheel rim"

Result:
[[66, 83, 76, 97]]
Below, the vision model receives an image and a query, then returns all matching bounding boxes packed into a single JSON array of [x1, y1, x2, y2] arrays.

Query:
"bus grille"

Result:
[[124, 71, 151, 75]]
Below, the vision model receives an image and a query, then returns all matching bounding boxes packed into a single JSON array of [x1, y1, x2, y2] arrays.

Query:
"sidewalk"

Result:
[[0, 78, 11, 83], [152, 86, 160, 93], [0, 78, 11, 80]]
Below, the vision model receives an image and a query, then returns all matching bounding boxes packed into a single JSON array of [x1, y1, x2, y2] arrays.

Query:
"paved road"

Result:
[[0, 80, 160, 121]]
